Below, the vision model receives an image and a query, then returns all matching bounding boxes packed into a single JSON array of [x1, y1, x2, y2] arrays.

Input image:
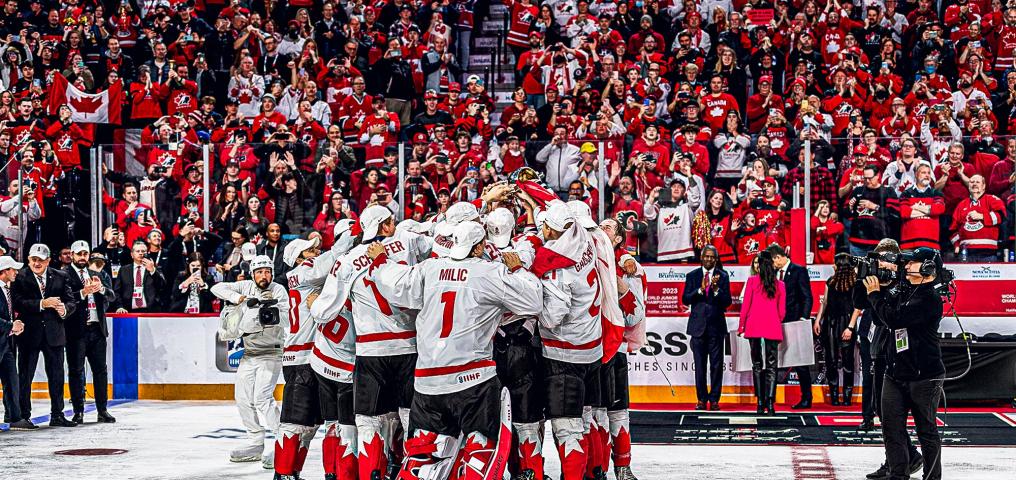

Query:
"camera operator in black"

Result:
[[863, 247, 946, 480], [853, 239, 901, 430], [852, 240, 923, 480]]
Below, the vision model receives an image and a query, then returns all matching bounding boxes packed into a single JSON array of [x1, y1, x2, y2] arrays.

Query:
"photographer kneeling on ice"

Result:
[[212, 255, 288, 469]]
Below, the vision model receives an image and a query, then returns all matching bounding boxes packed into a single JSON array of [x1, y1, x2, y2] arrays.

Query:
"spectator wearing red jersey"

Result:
[[898, 162, 946, 250], [988, 139, 1016, 198], [699, 74, 739, 133], [746, 75, 783, 134], [950, 175, 1007, 261], [810, 200, 844, 265]]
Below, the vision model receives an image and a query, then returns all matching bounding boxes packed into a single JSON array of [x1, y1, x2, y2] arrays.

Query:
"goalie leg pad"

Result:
[[454, 432, 497, 480], [396, 430, 458, 480]]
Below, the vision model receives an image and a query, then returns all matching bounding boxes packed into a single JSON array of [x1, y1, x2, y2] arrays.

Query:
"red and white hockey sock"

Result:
[[588, 407, 610, 476], [275, 423, 315, 476], [581, 406, 601, 479], [294, 425, 317, 474], [514, 422, 544, 480], [337, 424, 358, 479], [323, 422, 339, 476], [552, 417, 587, 480], [608, 410, 632, 467], [357, 414, 389, 480]]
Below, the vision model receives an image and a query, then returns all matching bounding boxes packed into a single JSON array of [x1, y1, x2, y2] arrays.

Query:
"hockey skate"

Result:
[[229, 444, 262, 463], [614, 466, 638, 480]]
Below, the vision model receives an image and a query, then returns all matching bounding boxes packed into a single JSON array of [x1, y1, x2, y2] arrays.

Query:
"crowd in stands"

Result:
[[1, 0, 1016, 312]]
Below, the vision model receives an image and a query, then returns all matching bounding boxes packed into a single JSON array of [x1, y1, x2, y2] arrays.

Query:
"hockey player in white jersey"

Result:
[[599, 217, 647, 480], [328, 205, 432, 480], [210, 256, 287, 469], [273, 236, 345, 480], [484, 207, 549, 480], [366, 221, 544, 480], [431, 201, 481, 258], [566, 200, 630, 480], [530, 201, 620, 480], [308, 219, 361, 480]]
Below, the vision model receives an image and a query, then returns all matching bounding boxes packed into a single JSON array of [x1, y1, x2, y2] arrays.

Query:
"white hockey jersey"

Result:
[[330, 230, 432, 357], [533, 226, 604, 364], [372, 256, 543, 395], [309, 260, 358, 383], [484, 233, 541, 331], [645, 201, 694, 261], [284, 249, 342, 366]]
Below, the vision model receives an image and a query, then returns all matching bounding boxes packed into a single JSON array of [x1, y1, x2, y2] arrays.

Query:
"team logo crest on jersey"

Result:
[[744, 238, 760, 254]]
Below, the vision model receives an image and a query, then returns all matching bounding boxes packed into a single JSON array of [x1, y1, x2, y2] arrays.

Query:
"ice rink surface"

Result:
[[2, 400, 1016, 480]]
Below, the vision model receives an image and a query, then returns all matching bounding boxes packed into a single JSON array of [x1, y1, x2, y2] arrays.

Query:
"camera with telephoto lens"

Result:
[[848, 252, 899, 284], [246, 297, 280, 326]]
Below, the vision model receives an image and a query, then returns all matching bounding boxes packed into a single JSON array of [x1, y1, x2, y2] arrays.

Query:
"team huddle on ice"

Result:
[[211, 183, 648, 480]]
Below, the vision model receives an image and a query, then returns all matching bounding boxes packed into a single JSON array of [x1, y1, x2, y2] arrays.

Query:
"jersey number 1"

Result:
[[439, 291, 457, 338]]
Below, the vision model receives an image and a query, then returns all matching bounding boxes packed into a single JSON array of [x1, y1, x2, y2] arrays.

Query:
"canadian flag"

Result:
[[47, 73, 123, 124]]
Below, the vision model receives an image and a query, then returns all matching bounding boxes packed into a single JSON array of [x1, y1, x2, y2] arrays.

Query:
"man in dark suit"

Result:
[[115, 240, 166, 313], [64, 241, 117, 424], [0, 256, 36, 429], [766, 244, 816, 409], [681, 245, 733, 411], [12, 243, 79, 426]]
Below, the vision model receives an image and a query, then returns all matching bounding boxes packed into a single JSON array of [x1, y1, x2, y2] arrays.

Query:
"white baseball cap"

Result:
[[284, 237, 320, 267], [241, 242, 257, 262], [567, 200, 597, 230], [446, 201, 480, 224], [250, 255, 274, 275], [485, 208, 515, 249], [449, 222, 487, 260], [543, 201, 574, 232], [333, 218, 357, 240], [28, 243, 50, 260], [70, 240, 91, 254], [0, 256, 23, 271], [359, 205, 394, 241]]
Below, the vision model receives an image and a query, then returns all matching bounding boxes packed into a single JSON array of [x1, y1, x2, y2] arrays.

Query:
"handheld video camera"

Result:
[[245, 297, 281, 326], [848, 252, 898, 284]]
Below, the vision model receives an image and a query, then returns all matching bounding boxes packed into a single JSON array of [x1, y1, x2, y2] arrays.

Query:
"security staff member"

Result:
[[12, 243, 79, 427], [864, 247, 946, 480], [64, 241, 116, 424]]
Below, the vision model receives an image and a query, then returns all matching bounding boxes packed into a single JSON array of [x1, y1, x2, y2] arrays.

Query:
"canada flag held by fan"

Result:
[[47, 73, 123, 124]]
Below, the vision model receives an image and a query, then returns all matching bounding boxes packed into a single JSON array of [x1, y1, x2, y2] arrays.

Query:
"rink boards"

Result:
[[22, 263, 1016, 402]]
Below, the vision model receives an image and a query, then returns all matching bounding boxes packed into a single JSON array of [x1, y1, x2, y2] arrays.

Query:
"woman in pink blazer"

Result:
[[738, 251, 785, 414]]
